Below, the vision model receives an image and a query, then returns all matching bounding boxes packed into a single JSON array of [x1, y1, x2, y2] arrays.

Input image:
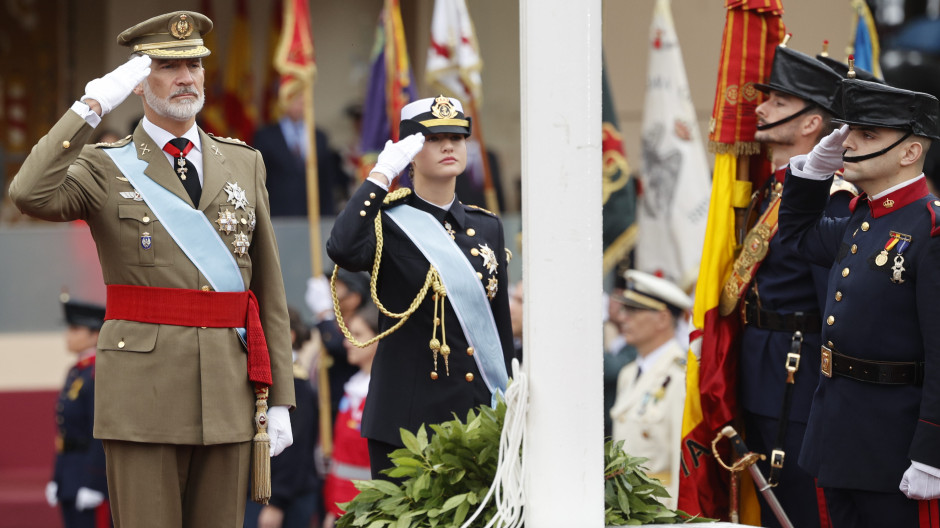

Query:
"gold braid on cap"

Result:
[[133, 39, 205, 52], [330, 189, 454, 378]]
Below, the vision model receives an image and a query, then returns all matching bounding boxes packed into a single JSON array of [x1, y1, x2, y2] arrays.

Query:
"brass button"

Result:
[[201, 285, 210, 291], [465, 373, 474, 382], [359, 210, 366, 217], [851, 244, 857, 254], [835, 291, 843, 301], [470, 248, 480, 256], [935, 201, 940, 207], [364, 200, 371, 206], [842, 267, 850, 277], [241, 218, 247, 224], [827, 315, 835, 326], [200, 326, 207, 329], [118, 340, 125, 349], [369, 192, 376, 199], [477, 272, 483, 280], [861, 222, 870, 231], [430, 371, 439, 380], [466, 228, 476, 236], [142, 216, 150, 224], [466, 347, 474, 356], [62, 140, 70, 149]]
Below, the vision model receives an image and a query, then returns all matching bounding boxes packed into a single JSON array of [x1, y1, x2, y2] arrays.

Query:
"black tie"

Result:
[[165, 138, 201, 206]]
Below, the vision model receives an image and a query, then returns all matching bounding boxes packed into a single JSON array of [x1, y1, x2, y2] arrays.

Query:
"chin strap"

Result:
[[755, 104, 815, 131], [843, 131, 913, 163]]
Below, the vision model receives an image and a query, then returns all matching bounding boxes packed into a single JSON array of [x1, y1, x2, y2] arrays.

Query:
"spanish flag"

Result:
[[678, 0, 784, 522]]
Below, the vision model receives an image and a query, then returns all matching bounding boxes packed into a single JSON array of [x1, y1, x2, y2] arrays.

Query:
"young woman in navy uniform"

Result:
[[326, 96, 515, 479], [779, 75, 940, 527], [46, 299, 110, 528]]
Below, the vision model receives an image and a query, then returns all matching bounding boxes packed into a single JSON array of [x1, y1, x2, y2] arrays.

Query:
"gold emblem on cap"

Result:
[[169, 14, 194, 39], [430, 95, 457, 119]]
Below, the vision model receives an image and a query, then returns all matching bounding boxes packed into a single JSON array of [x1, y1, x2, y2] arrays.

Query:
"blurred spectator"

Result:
[[603, 273, 637, 438]]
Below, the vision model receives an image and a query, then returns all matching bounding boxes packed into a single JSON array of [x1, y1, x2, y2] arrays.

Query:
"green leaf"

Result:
[[454, 499, 471, 525], [440, 493, 468, 513], [401, 428, 422, 456], [417, 424, 429, 451]]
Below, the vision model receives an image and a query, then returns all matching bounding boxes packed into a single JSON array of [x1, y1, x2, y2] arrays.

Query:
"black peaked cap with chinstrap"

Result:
[[63, 299, 106, 331], [755, 46, 844, 116], [835, 79, 940, 141], [399, 95, 472, 138], [117, 11, 213, 59]]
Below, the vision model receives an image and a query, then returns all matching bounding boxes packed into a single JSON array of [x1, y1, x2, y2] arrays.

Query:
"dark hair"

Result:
[[355, 300, 380, 335], [287, 305, 310, 350]]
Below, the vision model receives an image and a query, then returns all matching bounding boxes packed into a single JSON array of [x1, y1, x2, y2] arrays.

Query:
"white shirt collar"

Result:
[[415, 193, 456, 212], [142, 116, 201, 153], [635, 339, 676, 376]]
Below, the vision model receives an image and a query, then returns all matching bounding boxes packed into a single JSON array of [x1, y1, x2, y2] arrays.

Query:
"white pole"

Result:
[[520, 0, 604, 526]]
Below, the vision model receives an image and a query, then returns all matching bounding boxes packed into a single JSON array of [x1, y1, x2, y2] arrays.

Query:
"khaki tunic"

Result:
[[610, 339, 686, 510], [9, 111, 295, 445]]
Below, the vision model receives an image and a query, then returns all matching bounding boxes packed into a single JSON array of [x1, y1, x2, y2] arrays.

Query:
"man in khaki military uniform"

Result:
[[609, 270, 692, 510], [9, 11, 295, 527]]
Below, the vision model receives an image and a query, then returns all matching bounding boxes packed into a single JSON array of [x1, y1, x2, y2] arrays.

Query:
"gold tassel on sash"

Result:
[[251, 385, 271, 504]]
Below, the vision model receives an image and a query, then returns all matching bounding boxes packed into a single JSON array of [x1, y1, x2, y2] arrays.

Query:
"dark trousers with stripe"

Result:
[[822, 487, 938, 528]]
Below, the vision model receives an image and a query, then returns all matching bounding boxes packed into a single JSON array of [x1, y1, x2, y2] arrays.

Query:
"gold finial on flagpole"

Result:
[[780, 33, 792, 48], [820, 39, 830, 57], [847, 54, 856, 78]]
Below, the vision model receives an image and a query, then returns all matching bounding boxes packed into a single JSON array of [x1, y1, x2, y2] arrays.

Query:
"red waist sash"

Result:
[[104, 284, 272, 386]]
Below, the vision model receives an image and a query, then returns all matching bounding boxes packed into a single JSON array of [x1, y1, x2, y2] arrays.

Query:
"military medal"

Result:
[[443, 220, 455, 239], [486, 277, 498, 300], [216, 209, 238, 234], [875, 233, 901, 266], [140, 232, 152, 250], [247, 210, 257, 232], [119, 190, 144, 201], [232, 232, 250, 256], [478, 243, 498, 274], [890, 234, 911, 284], [224, 182, 249, 210]]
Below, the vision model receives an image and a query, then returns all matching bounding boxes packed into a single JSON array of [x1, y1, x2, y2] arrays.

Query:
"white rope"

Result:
[[461, 358, 528, 528]]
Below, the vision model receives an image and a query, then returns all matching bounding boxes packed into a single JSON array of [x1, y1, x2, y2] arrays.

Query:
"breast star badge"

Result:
[[486, 277, 498, 300], [216, 209, 238, 234], [232, 232, 250, 256], [478, 243, 498, 275], [224, 182, 249, 210]]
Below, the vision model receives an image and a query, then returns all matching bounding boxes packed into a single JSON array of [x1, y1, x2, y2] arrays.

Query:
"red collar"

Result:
[[848, 177, 928, 218], [75, 355, 96, 370], [774, 167, 788, 185]]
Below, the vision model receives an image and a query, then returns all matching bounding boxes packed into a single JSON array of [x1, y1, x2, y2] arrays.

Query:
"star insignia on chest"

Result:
[[224, 182, 249, 210], [232, 232, 250, 256], [486, 277, 498, 300], [216, 209, 238, 234], [478, 243, 498, 274]]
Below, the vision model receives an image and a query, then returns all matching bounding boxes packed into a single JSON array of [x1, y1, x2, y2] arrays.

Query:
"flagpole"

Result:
[[465, 97, 500, 214]]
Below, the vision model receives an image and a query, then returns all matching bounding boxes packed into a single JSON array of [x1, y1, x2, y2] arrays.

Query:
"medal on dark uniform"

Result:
[[486, 277, 498, 300], [443, 220, 455, 239], [140, 232, 152, 250], [890, 235, 911, 284], [876, 233, 901, 266], [478, 243, 498, 274], [175, 157, 188, 180]]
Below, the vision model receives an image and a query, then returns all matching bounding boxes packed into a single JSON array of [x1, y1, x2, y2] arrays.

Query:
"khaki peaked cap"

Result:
[[117, 11, 213, 59]]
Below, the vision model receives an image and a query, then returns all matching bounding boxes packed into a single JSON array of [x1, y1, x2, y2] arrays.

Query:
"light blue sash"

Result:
[[104, 142, 245, 294], [385, 205, 508, 398]]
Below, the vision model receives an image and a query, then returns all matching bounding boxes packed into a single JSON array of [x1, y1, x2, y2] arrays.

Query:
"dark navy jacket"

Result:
[[53, 356, 107, 501], [326, 181, 515, 446], [779, 171, 940, 492], [740, 168, 853, 423]]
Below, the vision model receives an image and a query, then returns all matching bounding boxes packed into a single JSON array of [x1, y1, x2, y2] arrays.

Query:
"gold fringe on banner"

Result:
[[708, 140, 762, 156]]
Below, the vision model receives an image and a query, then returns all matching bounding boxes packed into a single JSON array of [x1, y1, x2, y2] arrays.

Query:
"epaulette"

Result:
[[382, 187, 411, 205], [95, 135, 132, 148], [464, 203, 497, 217], [830, 174, 859, 197], [208, 133, 255, 150], [927, 199, 940, 237]]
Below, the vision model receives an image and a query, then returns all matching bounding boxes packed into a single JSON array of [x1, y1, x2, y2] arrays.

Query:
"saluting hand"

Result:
[[82, 55, 152, 117], [799, 124, 850, 178], [370, 133, 426, 187]]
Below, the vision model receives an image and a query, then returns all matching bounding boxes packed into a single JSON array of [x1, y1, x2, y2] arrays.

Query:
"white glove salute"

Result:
[[798, 124, 849, 178], [75, 487, 105, 511], [900, 461, 940, 500], [82, 55, 152, 116], [370, 133, 426, 185], [267, 405, 293, 457]]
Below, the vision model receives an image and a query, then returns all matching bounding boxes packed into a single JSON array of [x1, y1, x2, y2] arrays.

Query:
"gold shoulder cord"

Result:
[[330, 209, 453, 377]]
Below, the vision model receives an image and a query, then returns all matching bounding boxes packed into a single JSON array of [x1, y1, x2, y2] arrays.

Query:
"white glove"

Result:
[[267, 405, 293, 457], [44, 481, 58, 507], [81, 55, 152, 116], [75, 487, 105, 511], [371, 133, 425, 183], [798, 124, 849, 178], [900, 461, 940, 500], [305, 276, 334, 320]]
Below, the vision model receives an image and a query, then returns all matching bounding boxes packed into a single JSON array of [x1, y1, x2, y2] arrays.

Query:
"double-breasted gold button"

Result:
[[476, 272, 483, 280], [62, 141, 70, 149], [842, 268, 850, 277], [466, 228, 476, 237], [369, 192, 376, 199], [359, 210, 366, 217], [851, 244, 857, 254], [364, 200, 371, 206], [835, 291, 843, 301], [466, 347, 474, 356], [861, 222, 870, 231], [827, 315, 835, 326], [470, 248, 480, 256], [465, 373, 474, 382]]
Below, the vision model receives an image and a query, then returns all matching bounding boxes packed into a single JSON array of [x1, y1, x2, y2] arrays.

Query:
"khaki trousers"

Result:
[[103, 440, 251, 528]]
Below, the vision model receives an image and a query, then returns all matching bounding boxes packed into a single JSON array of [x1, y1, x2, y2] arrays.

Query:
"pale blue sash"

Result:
[[104, 142, 245, 294], [385, 205, 509, 398]]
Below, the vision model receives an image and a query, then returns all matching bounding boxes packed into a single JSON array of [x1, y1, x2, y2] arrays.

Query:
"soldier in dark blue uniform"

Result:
[[326, 96, 515, 479], [45, 298, 110, 528], [779, 73, 940, 527], [725, 43, 852, 528]]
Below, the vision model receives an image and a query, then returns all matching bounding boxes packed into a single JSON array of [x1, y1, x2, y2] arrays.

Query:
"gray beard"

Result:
[[142, 80, 204, 121]]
